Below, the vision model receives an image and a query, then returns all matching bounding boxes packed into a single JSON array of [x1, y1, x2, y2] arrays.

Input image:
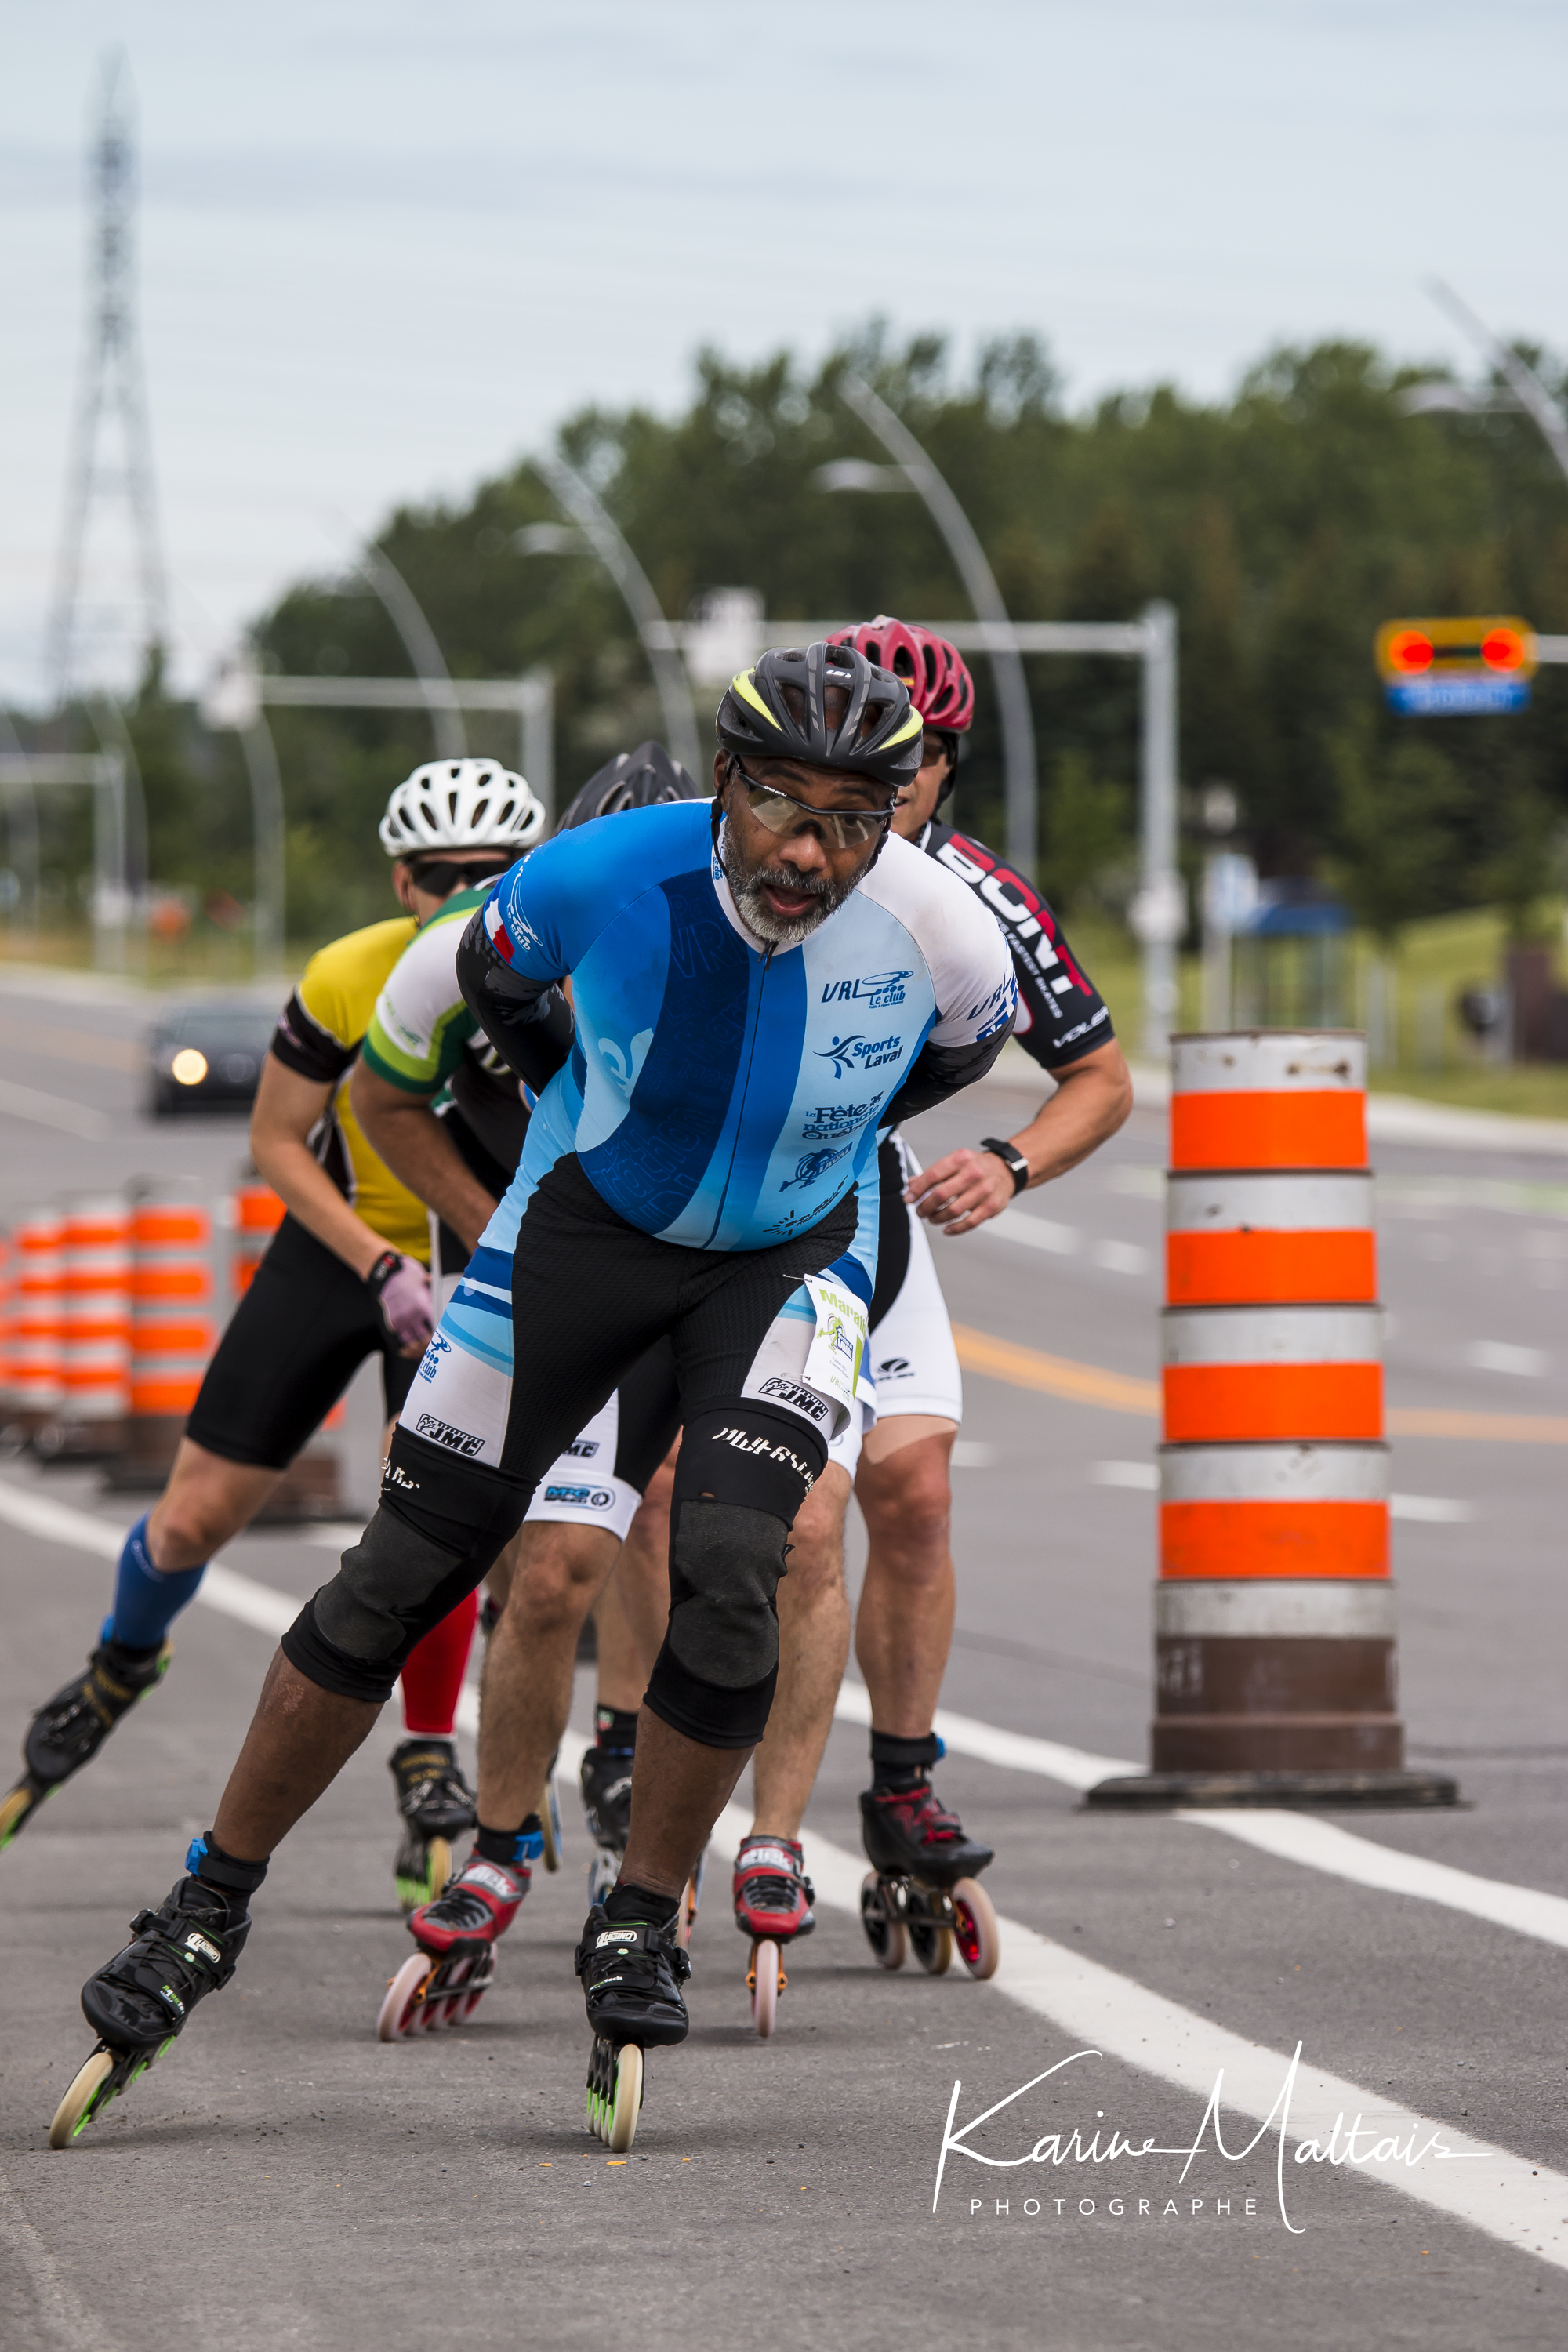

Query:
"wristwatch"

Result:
[[979, 1137, 1029, 1196]]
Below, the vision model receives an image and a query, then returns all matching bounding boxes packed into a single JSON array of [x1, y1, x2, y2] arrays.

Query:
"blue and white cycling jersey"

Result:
[[442, 800, 1014, 1377]]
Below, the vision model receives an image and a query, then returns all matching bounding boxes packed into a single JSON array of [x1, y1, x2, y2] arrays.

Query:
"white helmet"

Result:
[[379, 759, 546, 859]]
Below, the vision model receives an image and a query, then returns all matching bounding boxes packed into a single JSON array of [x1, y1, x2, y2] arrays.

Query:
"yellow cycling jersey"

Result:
[[269, 915, 430, 1263]]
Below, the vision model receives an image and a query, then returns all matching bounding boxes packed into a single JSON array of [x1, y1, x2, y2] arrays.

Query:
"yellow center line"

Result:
[[949, 1323, 1568, 1443]]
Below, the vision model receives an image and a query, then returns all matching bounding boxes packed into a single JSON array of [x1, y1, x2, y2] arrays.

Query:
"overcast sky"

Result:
[[3, 0, 1564, 703]]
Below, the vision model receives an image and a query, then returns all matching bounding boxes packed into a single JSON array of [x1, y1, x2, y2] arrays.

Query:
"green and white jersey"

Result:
[[362, 885, 530, 1178]]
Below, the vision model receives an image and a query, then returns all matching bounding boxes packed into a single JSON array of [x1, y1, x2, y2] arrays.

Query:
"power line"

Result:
[[45, 49, 169, 702]]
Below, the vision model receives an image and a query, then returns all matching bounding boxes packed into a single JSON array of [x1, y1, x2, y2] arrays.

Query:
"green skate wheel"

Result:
[[49, 2047, 117, 2147], [0, 1775, 45, 1853]]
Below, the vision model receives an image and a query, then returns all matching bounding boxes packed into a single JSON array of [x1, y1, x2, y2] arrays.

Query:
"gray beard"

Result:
[[719, 832, 855, 947]]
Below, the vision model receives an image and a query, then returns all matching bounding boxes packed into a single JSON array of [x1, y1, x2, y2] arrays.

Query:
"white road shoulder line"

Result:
[[0, 1074, 111, 1138], [833, 1679, 1568, 1955], [3, 1481, 1564, 1965], [1, 1479, 1563, 2272]]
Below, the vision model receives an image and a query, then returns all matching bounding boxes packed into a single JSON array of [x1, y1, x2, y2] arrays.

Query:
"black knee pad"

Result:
[[643, 1403, 826, 1750], [281, 1430, 527, 1704]]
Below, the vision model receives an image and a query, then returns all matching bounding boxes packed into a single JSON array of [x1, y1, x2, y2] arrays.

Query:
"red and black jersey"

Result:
[[919, 819, 1114, 1073]]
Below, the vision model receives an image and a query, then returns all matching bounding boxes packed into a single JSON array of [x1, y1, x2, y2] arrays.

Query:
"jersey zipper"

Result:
[[701, 942, 774, 1248]]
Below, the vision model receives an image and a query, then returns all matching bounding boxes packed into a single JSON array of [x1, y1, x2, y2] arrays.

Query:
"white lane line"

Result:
[[1468, 1340, 1550, 1378], [1, 1482, 1562, 2272], [1091, 1459, 1158, 1490], [5, 1482, 1567, 1964], [980, 1209, 1080, 1255], [764, 1816, 1566, 2270], [0, 1074, 111, 1139], [1391, 1494, 1475, 1523], [832, 1680, 1568, 1956]]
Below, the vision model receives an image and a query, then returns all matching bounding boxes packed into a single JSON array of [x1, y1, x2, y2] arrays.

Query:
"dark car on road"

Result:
[[145, 1001, 277, 1117]]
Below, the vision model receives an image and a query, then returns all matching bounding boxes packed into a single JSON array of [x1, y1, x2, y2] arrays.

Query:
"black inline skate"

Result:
[[576, 1904, 691, 2153], [858, 1751, 1000, 1982], [49, 1869, 251, 2147], [390, 1737, 477, 1912], [1, 1639, 172, 1852], [579, 1719, 635, 1906]]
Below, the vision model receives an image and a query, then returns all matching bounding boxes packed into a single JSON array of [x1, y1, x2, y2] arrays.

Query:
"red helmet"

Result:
[[826, 616, 975, 734]]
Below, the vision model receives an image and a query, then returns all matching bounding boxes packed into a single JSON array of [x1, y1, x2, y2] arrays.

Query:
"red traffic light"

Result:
[[1480, 626, 1525, 671], [1385, 628, 1433, 674]]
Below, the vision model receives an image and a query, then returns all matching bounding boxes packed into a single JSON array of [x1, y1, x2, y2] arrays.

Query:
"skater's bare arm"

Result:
[[249, 1056, 394, 1281], [212, 1650, 382, 1862], [349, 1062, 499, 1254]]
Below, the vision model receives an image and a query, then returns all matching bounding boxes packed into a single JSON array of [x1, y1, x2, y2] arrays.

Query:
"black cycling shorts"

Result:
[[185, 1214, 415, 1470]]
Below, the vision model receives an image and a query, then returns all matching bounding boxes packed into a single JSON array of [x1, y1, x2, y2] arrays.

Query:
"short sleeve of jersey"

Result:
[[924, 823, 1114, 1072], [271, 918, 417, 1083], [481, 801, 713, 983], [858, 833, 1018, 1054], [361, 900, 481, 1096]]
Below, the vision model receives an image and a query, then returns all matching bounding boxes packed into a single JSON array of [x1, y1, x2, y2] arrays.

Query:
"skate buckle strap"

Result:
[[736, 1841, 800, 1878]]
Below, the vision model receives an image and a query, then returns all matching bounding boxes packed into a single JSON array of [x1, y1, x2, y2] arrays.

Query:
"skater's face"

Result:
[[713, 752, 892, 947]]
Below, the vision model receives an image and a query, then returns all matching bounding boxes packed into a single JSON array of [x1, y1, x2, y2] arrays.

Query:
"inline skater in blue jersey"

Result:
[[53, 641, 1016, 2148]]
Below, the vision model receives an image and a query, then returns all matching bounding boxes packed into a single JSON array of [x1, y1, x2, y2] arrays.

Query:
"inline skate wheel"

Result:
[[607, 2044, 643, 2151], [542, 1773, 563, 1873], [676, 1856, 705, 1950], [952, 1877, 1000, 1980], [587, 1846, 619, 1907], [377, 1952, 434, 2041], [859, 1873, 907, 1972], [425, 1836, 455, 1904], [0, 1775, 43, 1852], [749, 1938, 782, 2038], [48, 2047, 118, 2148], [910, 1918, 954, 1976]]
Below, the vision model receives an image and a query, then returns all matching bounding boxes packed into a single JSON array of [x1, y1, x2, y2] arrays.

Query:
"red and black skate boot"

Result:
[[731, 1835, 816, 1942], [859, 1733, 994, 1889], [378, 1831, 538, 2039]]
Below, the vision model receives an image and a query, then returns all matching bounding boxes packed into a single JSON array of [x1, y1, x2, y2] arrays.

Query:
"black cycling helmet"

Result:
[[557, 740, 701, 832], [715, 641, 924, 795]]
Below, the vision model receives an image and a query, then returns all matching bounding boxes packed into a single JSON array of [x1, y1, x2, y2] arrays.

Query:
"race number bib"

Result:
[[801, 1273, 868, 1431]]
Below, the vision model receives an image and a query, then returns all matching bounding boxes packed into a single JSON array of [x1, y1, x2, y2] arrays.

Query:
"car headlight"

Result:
[[171, 1048, 209, 1086]]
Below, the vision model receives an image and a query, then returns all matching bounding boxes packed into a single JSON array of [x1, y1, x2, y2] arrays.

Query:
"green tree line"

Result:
[[17, 325, 1568, 951]]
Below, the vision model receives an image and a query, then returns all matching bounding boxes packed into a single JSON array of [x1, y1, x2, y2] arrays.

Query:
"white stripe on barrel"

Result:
[[1165, 1173, 1374, 1232], [1163, 1305, 1382, 1366], [1155, 1581, 1398, 1639], [1171, 1033, 1367, 1094], [1160, 1442, 1388, 1501]]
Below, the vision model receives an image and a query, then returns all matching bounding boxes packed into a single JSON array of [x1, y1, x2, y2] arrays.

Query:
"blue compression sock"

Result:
[[101, 1515, 206, 1653]]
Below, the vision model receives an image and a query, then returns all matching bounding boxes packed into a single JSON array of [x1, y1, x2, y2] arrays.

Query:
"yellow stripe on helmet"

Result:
[[884, 708, 924, 748], [730, 670, 783, 730]]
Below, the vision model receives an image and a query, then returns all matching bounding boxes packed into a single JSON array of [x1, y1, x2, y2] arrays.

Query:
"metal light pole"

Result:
[[354, 543, 468, 761], [837, 376, 1039, 874], [1129, 601, 1183, 1061], [529, 453, 703, 779], [1417, 281, 1568, 485], [200, 659, 286, 975]]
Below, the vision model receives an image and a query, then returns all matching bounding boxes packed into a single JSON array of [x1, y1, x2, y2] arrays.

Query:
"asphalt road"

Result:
[[0, 969, 1565, 2351]]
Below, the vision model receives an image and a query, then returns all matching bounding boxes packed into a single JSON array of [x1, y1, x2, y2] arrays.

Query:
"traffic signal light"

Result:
[[1374, 615, 1536, 712]]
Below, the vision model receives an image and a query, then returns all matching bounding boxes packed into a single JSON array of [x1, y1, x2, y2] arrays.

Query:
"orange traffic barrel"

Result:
[[1087, 1028, 1454, 1809], [55, 1194, 132, 1447], [105, 1189, 216, 1490], [229, 1177, 285, 1298], [0, 1230, 13, 1417], [1170, 1032, 1367, 1170], [10, 1207, 64, 1425], [1165, 1171, 1376, 1305], [1162, 1305, 1383, 1442]]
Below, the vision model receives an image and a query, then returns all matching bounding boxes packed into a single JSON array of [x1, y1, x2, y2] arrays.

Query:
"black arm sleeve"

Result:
[[455, 910, 575, 1094], [877, 1024, 1013, 1126]]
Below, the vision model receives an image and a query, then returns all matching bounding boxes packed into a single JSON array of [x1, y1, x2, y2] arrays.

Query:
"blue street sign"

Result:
[[1386, 673, 1531, 717]]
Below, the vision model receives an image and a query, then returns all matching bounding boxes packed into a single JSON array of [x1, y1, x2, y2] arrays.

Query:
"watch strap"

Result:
[[979, 1137, 1029, 1196]]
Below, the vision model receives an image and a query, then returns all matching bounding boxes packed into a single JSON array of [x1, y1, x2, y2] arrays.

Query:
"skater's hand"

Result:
[[905, 1148, 1018, 1236], [366, 1253, 435, 1356]]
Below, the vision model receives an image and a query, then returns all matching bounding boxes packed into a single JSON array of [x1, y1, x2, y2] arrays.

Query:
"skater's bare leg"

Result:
[[749, 1463, 850, 1840], [593, 1446, 676, 1708], [481, 1525, 525, 1617], [146, 1438, 282, 1572], [475, 1523, 619, 1829], [212, 1650, 381, 1862], [620, 1709, 751, 1899], [853, 1421, 957, 1737]]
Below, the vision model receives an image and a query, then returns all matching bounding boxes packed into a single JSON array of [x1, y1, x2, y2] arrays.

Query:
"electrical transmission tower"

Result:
[[46, 50, 168, 702]]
